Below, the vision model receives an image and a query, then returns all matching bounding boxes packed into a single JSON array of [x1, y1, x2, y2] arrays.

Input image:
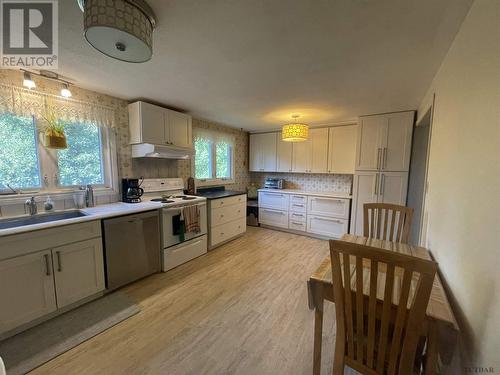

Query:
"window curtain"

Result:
[[193, 127, 235, 146], [0, 84, 116, 128]]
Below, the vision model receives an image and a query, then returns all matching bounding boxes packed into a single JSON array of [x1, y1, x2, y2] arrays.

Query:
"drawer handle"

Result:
[[264, 193, 284, 197], [291, 221, 303, 225], [220, 214, 224, 218], [293, 204, 304, 207], [315, 217, 343, 224], [263, 209, 284, 215], [293, 195, 304, 199], [292, 213, 304, 217], [220, 232, 224, 235]]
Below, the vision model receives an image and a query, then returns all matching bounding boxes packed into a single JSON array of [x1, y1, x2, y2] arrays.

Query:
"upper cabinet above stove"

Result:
[[128, 101, 192, 149]]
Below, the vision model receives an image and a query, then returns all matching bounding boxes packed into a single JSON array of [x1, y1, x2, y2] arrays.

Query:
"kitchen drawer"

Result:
[[0, 221, 102, 261], [290, 194, 307, 205], [211, 202, 245, 227], [307, 196, 350, 219], [258, 191, 289, 211], [289, 220, 306, 232], [163, 235, 207, 271], [259, 208, 289, 229], [289, 211, 306, 223], [307, 215, 348, 238], [210, 194, 246, 209], [211, 218, 246, 247], [289, 200, 306, 213]]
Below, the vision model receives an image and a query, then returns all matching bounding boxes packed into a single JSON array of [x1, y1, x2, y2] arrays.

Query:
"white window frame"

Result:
[[0, 114, 119, 202], [193, 134, 235, 187]]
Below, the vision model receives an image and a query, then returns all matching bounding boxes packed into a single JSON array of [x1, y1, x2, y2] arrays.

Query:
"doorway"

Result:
[[407, 107, 432, 245]]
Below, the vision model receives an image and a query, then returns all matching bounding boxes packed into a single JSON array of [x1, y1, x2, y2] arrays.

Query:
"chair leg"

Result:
[[313, 298, 324, 375], [425, 322, 438, 375]]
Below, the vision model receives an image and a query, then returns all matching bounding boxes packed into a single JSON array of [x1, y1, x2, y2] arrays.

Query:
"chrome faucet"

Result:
[[85, 185, 95, 207], [25, 196, 37, 215]]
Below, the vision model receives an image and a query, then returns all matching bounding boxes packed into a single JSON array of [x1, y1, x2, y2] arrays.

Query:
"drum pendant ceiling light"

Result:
[[282, 115, 309, 142], [77, 0, 157, 63]]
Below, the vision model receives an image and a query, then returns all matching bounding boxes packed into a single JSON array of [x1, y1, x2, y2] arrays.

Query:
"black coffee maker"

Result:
[[122, 178, 144, 203]]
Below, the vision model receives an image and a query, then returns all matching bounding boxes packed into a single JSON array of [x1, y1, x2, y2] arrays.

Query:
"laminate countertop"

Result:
[[0, 202, 165, 237], [257, 189, 352, 199], [196, 190, 247, 200]]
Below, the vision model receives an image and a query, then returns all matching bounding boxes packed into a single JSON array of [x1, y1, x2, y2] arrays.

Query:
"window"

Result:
[[0, 112, 114, 194], [57, 121, 104, 186], [0, 113, 41, 189], [193, 129, 234, 184]]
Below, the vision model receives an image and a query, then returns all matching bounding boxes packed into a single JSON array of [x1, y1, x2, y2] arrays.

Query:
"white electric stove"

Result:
[[141, 178, 207, 271]]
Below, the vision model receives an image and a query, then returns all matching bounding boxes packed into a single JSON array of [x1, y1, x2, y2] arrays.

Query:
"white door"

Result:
[[351, 172, 379, 236], [249, 133, 262, 171], [141, 102, 166, 144], [292, 138, 312, 173], [381, 112, 414, 171], [276, 132, 292, 172], [167, 110, 192, 148], [53, 238, 105, 308], [356, 115, 385, 171], [378, 172, 408, 205], [0, 250, 57, 334], [310, 128, 329, 173], [328, 125, 357, 174], [261, 133, 277, 171]]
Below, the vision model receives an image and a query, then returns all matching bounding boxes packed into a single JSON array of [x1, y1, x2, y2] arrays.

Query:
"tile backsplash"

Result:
[[250, 172, 353, 194]]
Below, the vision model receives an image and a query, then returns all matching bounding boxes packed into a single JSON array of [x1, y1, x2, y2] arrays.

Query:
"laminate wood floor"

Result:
[[30, 227, 339, 375]]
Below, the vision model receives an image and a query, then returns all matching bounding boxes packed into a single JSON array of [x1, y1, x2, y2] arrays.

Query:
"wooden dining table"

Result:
[[307, 234, 459, 375]]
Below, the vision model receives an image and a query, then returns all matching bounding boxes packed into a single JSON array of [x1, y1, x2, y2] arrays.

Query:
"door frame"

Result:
[[416, 94, 436, 246]]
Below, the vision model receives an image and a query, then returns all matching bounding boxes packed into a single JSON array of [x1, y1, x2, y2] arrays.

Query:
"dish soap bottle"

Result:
[[44, 196, 54, 211]]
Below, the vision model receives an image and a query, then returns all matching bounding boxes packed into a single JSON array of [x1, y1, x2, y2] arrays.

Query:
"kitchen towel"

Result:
[[183, 205, 200, 233]]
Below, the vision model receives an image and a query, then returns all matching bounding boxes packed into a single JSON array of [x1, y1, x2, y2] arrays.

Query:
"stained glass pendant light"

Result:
[[77, 0, 157, 63], [282, 115, 309, 142]]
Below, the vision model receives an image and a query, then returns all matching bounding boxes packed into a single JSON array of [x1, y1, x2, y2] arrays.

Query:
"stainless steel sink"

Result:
[[0, 210, 88, 230]]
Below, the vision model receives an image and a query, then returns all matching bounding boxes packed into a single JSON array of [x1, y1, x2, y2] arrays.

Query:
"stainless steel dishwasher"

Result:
[[103, 210, 160, 290]]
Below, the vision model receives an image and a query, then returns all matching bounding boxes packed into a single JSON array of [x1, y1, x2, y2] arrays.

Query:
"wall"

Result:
[[250, 172, 353, 194], [417, 0, 500, 370]]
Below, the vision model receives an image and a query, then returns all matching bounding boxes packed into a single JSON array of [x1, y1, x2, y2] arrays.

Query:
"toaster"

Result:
[[264, 178, 284, 189]]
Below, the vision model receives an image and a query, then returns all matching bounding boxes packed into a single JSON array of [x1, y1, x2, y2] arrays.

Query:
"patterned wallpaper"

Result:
[[250, 172, 353, 194]]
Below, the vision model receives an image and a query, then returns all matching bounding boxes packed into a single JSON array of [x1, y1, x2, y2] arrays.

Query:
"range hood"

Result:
[[131, 143, 193, 159]]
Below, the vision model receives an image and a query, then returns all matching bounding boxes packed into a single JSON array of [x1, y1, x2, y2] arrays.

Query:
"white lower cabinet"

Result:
[[0, 250, 57, 334], [259, 208, 289, 228], [208, 194, 247, 249], [307, 215, 349, 238], [258, 191, 289, 210], [307, 196, 350, 219], [0, 221, 104, 337], [53, 238, 105, 308]]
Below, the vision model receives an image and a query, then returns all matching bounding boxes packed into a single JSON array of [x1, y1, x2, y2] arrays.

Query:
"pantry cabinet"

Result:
[[249, 133, 277, 172], [355, 111, 414, 172], [128, 101, 192, 148]]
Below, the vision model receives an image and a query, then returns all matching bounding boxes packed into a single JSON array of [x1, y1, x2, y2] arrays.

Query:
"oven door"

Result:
[[161, 203, 207, 248]]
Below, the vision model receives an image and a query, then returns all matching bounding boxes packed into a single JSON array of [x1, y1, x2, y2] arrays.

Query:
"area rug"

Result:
[[0, 291, 140, 375]]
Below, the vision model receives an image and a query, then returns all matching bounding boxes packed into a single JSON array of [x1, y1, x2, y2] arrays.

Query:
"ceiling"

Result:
[[58, 0, 473, 131]]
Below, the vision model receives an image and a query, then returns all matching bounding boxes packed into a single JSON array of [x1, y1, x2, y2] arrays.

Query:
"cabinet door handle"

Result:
[[377, 148, 382, 169], [381, 174, 385, 195], [44, 254, 51, 276], [382, 147, 387, 169], [374, 174, 379, 195], [56, 251, 62, 272]]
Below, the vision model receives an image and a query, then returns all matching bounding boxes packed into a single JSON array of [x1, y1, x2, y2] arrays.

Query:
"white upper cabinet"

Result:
[[249, 133, 277, 172], [328, 125, 357, 174], [356, 111, 414, 172], [128, 101, 192, 148], [276, 132, 293, 172], [292, 138, 312, 173], [310, 128, 329, 173]]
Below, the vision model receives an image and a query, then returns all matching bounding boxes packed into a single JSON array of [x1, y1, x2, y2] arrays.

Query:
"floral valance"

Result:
[[0, 84, 116, 128], [193, 127, 236, 146]]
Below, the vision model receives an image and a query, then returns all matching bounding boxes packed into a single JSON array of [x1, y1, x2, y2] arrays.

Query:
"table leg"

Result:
[[313, 297, 324, 375], [425, 321, 438, 375]]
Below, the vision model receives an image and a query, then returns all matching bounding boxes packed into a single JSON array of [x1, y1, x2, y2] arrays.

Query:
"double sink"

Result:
[[0, 210, 89, 230]]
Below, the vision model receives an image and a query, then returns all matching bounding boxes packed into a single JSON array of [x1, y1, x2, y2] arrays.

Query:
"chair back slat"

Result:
[[329, 240, 437, 375], [363, 203, 414, 244]]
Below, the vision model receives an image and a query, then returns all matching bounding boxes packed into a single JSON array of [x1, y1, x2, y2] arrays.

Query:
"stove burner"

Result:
[[151, 198, 175, 203]]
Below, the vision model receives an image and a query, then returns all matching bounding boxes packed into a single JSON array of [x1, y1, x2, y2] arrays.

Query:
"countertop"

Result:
[[257, 188, 352, 199], [0, 201, 165, 237], [196, 190, 247, 200]]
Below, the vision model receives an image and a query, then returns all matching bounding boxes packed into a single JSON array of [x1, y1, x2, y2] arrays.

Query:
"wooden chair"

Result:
[[363, 203, 414, 244], [329, 240, 437, 375]]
